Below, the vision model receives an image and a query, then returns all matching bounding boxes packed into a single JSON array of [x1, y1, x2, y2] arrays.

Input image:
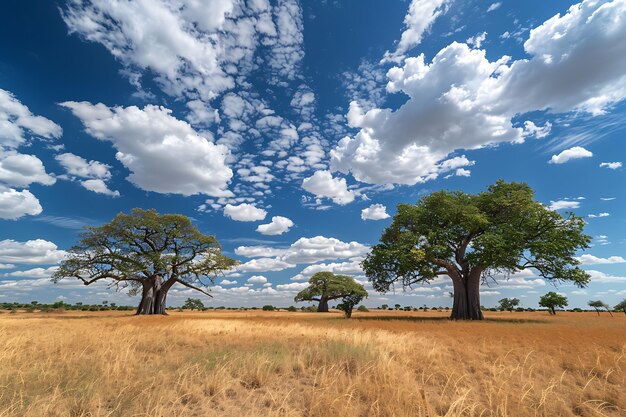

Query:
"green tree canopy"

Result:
[[498, 298, 520, 312], [362, 180, 590, 320], [614, 299, 626, 315], [588, 300, 613, 317], [183, 298, 205, 311], [52, 209, 237, 315], [539, 292, 568, 315], [337, 292, 368, 319], [294, 272, 368, 312]]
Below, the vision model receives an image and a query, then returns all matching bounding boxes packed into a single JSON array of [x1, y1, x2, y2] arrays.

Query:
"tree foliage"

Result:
[[539, 292, 568, 315], [52, 209, 238, 314], [614, 299, 626, 315], [183, 298, 205, 311], [362, 180, 590, 320], [498, 298, 520, 312], [588, 300, 613, 317], [294, 272, 368, 313]]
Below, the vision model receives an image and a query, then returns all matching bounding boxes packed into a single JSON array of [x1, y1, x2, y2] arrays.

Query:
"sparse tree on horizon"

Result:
[[588, 300, 613, 317], [183, 298, 205, 311], [362, 180, 590, 320], [615, 299, 626, 315], [294, 272, 367, 312], [539, 292, 568, 315], [498, 298, 520, 312], [52, 209, 238, 315]]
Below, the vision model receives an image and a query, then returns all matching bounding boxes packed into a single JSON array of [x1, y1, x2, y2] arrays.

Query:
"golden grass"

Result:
[[0, 309, 624, 417]]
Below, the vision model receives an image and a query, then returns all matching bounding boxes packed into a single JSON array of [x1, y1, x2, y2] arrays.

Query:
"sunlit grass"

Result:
[[0, 309, 623, 416]]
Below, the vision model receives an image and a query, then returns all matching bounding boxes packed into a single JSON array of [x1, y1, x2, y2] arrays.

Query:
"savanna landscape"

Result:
[[0, 309, 624, 417], [2, 0, 626, 416]]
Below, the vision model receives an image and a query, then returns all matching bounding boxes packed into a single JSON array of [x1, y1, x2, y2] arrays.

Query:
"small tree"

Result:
[[336, 290, 368, 319], [614, 299, 626, 315], [588, 300, 613, 317], [183, 298, 205, 311], [294, 272, 367, 312], [357, 305, 369, 312], [394, 304, 401, 310], [498, 298, 520, 312], [262, 305, 275, 311], [539, 292, 568, 315], [362, 180, 590, 320], [53, 209, 238, 315], [380, 304, 389, 310]]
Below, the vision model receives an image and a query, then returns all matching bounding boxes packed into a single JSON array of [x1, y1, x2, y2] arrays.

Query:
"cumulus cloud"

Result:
[[247, 275, 268, 284], [577, 254, 626, 265], [585, 270, 626, 283], [0, 88, 62, 149], [302, 170, 356, 205], [361, 203, 390, 221], [332, 0, 626, 186], [0, 151, 56, 187], [599, 161, 622, 169], [236, 236, 369, 274], [61, 102, 233, 197], [275, 282, 308, 292], [0, 186, 43, 220], [0, 239, 67, 265], [223, 203, 267, 222], [382, 0, 449, 63], [291, 259, 364, 282], [549, 146, 593, 164], [256, 216, 294, 235], [3, 266, 59, 278], [587, 212, 609, 218], [55, 152, 120, 196], [548, 200, 580, 211]]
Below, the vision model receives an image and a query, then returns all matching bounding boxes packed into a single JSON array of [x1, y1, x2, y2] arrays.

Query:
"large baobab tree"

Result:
[[294, 272, 367, 313], [52, 209, 237, 315], [362, 180, 591, 320]]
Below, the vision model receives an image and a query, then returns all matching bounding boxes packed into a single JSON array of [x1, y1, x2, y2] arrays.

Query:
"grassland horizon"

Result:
[[0, 309, 624, 417]]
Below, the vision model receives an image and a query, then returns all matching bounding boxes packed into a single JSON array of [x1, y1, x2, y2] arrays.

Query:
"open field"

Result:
[[0, 310, 624, 417]]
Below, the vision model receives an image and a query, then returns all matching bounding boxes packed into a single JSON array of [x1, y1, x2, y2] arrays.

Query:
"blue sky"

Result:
[[1, 0, 625, 308]]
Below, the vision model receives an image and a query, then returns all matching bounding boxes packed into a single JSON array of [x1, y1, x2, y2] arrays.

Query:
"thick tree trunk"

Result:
[[317, 298, 329, 312], [450, 268, 484, 320], [136, 275, 169, 315]]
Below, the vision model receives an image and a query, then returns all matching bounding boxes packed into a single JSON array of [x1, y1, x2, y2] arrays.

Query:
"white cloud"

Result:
[[0, 186, 43, 220], [235, 246, 288, 258], [247, 275, 268, 284], [549, 146, 593, 164], [0, 239, 67, 265], [276, 282, 308, 292], [382, 0, 449, 63], [4, 266, 59, 279], [599, 162, 622, 169], [60, 0, 304, 101], [332, 0, 626, 186], [587, 212, 609, 218], [256, 216, 294, 235], [577, 254, 626, 265], [80, 179, 120, 197], [487, 2, 501, 12], [61, 102, 233, 197], [0, 151, 56, 187], [223, 203, 267, 222], [467, 32, 487, 49], [455, 168, 471, 177], [291, 259, 364, 282], [237, 258, 295, 273], [281, 236, 369, 264], [361, 203, 390, 221], [548, 200, 580, 211], [302, 170, 356, 205], [0, 88, 62, 149], [220, 279, 237, 285], [523, 120, 552, 139], [55, 152, 120, 197], [55, 152, 112, 179], [586, 270, 626, 283]]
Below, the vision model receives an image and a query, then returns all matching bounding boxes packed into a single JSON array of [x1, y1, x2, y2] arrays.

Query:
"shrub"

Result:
[[287, 306, 297, 312], [262, 305, 275, 311], [357, 305, 369, 312]]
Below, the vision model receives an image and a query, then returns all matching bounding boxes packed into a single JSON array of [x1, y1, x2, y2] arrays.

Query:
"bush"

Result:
[[287, 306, 297, 312], [357, 305, 369, 312], [262, 305, 275, 311], [515, 307, 525, 312]]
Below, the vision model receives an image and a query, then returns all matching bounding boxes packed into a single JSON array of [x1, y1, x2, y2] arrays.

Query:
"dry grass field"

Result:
[[0, 309, 624, 417]]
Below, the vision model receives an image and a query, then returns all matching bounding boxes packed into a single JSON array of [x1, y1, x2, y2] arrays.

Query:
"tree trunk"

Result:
[[317, 297, 329, 312], [450, 268, 484, 320], [136, 275, 169, 315], [344, 308, 353, 319]]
